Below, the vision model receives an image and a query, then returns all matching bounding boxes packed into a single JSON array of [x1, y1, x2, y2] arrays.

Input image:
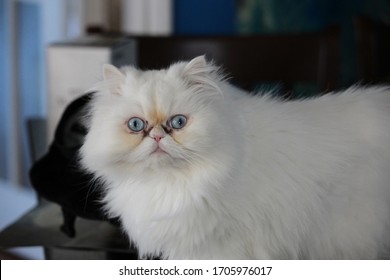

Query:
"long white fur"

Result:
[[80, 56, 390, 259]]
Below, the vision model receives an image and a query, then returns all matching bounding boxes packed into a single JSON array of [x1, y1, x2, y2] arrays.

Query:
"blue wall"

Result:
[[17, 2, 42, 184], [18, 2, 42, 119], [174, 0, 236, 35], [0, 0, 9, 179]]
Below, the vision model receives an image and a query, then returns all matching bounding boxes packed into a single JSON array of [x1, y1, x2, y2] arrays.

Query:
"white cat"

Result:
[[80, 56, 390, 259]]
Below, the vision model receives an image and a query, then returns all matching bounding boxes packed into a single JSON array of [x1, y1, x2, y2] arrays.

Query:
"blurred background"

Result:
[[0, 0, 390, 259]]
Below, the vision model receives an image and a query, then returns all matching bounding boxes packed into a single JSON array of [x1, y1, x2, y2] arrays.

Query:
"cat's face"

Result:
[[81, 56, 227, 175]]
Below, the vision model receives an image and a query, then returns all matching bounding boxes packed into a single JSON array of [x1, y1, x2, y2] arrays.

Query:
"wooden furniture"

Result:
[[355, 17, 390, 84], [134, 27, 340, 95]]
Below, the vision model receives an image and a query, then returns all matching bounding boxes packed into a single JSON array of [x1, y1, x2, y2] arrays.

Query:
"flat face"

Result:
[[83, 57, 224, 171]]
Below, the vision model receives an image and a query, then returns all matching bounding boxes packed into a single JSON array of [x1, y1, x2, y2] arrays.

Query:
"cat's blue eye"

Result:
[[127, 117, 145, 132], [170, 115, 187, 129]]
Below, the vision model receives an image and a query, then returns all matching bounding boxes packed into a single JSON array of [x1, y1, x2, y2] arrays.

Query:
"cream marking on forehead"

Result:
[[146, 78, 175, 125]]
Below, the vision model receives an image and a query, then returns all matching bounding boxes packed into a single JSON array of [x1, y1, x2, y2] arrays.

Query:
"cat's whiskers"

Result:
[[179, 147, 204, 166], [83, 175, 103, 210]]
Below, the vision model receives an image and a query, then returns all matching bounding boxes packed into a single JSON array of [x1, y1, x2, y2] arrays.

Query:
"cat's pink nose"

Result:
[[153, 135, 164, 142], [149, 126, 165, 142]]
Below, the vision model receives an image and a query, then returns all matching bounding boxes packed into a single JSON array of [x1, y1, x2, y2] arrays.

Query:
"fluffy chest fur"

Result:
[[103, 169, 251, 259]]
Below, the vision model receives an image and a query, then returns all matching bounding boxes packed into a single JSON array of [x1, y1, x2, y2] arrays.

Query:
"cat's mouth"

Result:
[[151, 145, 169, 155]]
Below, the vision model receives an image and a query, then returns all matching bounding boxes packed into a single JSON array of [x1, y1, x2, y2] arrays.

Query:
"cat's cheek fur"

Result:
[[119, 130, 144, 151], [81, 115, 143, 175]]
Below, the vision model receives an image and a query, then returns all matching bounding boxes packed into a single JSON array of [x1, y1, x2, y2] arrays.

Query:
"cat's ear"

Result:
[[183, 55, 209, 77], [102, 64, 125, 82], [181, 56, 223, 94], [100, 64, 125, 95]]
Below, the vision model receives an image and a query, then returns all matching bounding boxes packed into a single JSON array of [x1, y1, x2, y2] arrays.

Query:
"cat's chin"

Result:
[[144, 157, 177, 170], [141, 147, 179, 168]]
